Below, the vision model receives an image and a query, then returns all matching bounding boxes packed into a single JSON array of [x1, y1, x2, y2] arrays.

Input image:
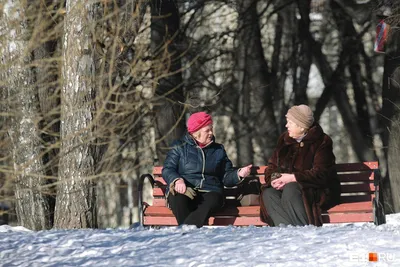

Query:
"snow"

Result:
[[1, 214, 400, 267]]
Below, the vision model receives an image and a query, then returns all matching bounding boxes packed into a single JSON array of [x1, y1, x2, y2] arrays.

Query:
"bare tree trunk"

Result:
[[382, 24, 400, 213], [233, 0, 255, 165], [0, 5, 10, 224], [2, 0, 52, 230], [295, 0, 311, 105], [270, 12, 284, 118], [35, 43, 60, 177], [54, 0, 96, 229], [271, 6, 296, 132], [33, 0, 64, 227], [330, 1, 376, 161], [151, 0, 185, 165], [309, 1, 375, 161], [333, 0, 372, 24], [0, 87, 10, 225], [314, 45, 375, 161], [234, 0, 278, 165], [332, 1, 376, 160], [91, 0, 151, 228]]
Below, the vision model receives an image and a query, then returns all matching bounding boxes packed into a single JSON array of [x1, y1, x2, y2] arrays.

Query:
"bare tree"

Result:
[[294, 0, 311, 105], [2, 0, 53, 230], [54, 0, 97, 228], [152, 0, 186, 164], [381, 1, 400, 213], [92, 0, 151, 228], [233, 0, 278, 165], [329, 1, 376, 161]]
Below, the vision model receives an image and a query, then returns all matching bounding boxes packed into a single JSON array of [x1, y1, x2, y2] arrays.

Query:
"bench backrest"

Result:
[[150, 162, 378, 208]]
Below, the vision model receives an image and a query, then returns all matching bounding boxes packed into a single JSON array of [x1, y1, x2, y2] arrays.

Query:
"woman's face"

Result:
[[285, 118, 306, 139], [193, 124, 213, 144]]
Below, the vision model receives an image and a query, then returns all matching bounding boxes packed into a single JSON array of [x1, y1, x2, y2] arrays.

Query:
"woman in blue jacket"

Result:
[[162, 112, 252, 227]]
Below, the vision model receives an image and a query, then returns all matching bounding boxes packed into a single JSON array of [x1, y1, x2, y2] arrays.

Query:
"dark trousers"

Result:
[[168, 191, 224, 228], [262, 182, 308, 226]]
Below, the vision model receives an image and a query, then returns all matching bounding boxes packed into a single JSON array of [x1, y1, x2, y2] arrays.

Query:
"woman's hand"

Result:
[[238, 164, 252, 178], [174, 178, 187, 194], [271, 173, 296, 190]]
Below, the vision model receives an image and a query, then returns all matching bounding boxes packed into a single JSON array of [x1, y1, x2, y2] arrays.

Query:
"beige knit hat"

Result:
[[286, 105, 314, 129]]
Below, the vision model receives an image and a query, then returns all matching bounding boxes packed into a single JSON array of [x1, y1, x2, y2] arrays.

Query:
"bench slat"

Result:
[[335, 162, 378, 171], [340, 194, 373, 203], [337, 172, 373, 182], [143, 212, 373, 226], [153, 172, 374, 186], [152, 166, 269, 176], [340, 183, 375, 193], [149, 195, 375, 207], [152, 182, 375, 197], [152, 162, 378, 176], [322, 212, 373, 223], [144, 216, 268, 226], [145, 201, 372, 218], [327, 201, 373, 213], [145, 206, 261, 217]]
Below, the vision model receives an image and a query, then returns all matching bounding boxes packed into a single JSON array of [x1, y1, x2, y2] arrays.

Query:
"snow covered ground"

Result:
[[1, 214, 400, 267]]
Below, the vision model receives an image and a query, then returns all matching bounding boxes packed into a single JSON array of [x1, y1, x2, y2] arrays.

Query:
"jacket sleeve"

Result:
[[162, 141, 183, 186], [221, 146, 241, 187], [263, 134, 285, 187], [294, 135, 336, 189]]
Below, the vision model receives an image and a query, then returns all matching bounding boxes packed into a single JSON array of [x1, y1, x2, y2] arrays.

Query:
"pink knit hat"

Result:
[[286, 105, 314, 129], [187, 112, 213, 133]]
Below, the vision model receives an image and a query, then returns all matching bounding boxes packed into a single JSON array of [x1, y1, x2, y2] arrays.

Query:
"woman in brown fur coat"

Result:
[[260, 105, 341, 226]]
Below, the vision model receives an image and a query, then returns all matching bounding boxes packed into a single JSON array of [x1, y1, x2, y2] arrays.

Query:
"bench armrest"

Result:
[[138, 173, 155, 227]]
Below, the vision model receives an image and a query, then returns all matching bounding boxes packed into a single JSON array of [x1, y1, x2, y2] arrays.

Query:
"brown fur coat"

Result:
[[260, 124, 341, 226]]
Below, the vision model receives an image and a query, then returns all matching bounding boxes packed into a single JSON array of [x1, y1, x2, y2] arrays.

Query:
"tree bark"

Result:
[[294, 0, 311, 105], [234, 0, 278, 165], [54, 0, 97, 229], [151, 0, 186, 165], [271, 6, 296, 132], [382, 25, 400, 213], [310, 1, 375, 161], [333, 0, 372, 25], [33, 0, 63, 225], [332, 1, 377, 160], [2, 0, 52, 230], [90, 0, 151, 227]]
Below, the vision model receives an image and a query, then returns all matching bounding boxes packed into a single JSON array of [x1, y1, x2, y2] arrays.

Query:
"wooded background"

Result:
[[1, 0, 399, 229]]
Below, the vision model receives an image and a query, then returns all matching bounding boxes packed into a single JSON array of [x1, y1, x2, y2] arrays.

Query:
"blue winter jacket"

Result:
[[162, 133, 241, 195]]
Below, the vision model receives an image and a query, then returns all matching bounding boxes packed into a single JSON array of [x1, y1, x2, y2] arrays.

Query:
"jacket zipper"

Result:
[[199, 146, 206, 188]]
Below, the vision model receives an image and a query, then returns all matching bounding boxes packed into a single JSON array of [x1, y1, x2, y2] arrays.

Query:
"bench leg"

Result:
[[138, 173, 155, 227], [373, 169, 386, 226], [373, 198, 386, 225]]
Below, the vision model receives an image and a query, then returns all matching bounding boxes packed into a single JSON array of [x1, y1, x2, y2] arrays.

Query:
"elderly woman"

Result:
[[260, 105, 341, 227], [162, 111, 252, 227]]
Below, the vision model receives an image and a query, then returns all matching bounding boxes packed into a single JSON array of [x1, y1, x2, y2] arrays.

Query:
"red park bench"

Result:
[[138, 161, 386, 227]]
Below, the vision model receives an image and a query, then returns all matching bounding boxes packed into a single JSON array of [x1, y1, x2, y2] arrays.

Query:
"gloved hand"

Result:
[[271, 172, 282, 181], [238, 164, 252, 178], [183, 187, 197, 200], [169, 179, 197, 200]]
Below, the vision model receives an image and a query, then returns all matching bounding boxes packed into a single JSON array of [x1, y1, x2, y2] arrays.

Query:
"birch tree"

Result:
[[54, 0, 97, 228], [1, 0, 53, 230]]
